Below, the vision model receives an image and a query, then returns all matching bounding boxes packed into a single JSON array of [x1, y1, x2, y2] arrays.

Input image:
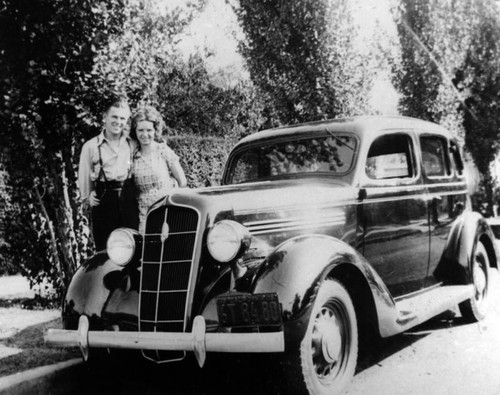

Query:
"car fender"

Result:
[[252, 234, 397, 342], [438, 211, 498, 283], [62, 252, 122, 329]]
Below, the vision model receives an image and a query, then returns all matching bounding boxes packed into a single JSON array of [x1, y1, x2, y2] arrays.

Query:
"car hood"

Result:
[[164, 179, 359, 224]]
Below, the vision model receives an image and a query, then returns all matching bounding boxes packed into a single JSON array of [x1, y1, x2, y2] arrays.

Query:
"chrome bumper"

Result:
[[45, 316, 285, 367]]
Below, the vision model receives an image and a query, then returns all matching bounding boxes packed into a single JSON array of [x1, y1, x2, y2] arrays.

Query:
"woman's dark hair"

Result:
[[130, 106, 165, 142]]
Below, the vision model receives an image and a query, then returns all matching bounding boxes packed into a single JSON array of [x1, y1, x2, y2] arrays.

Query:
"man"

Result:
[[78, 96, 138, 250]]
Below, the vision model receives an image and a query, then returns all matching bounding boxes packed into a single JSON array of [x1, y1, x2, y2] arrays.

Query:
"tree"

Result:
[[231, 0, 380, 125], [87, 0, 201, 111], [393, 0, 477, 135], [394, 0, 500, 215], [457, 0, 500, 215], [0, 0, 126, 296], [156, 54, 267, 139]]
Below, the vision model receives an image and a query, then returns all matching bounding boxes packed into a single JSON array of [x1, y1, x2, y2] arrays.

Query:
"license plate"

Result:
[[217, 293, 282, 327]]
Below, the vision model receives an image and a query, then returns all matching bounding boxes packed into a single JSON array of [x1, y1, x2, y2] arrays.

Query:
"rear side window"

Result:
[[450, 141, 464, 176], [366, 134, 415, 179], [490, 224, 500, 240], [420, 136, 451, 177]]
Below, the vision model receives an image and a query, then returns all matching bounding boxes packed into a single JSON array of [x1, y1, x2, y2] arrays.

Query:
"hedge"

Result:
[[167, 134, 238, 188]]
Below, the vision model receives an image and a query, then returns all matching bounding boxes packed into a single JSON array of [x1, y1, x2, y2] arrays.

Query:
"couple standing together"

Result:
[[78, 97, 187, 250]]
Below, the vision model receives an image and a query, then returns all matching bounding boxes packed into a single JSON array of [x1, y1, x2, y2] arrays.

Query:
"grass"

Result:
[[0, 298, 80, 378]]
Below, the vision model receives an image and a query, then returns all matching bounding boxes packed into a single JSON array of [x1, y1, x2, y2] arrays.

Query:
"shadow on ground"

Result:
[[356, 308, 465, 374]]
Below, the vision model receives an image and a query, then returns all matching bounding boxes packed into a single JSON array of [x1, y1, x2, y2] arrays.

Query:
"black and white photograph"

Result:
[[1, 0, 500, 394]]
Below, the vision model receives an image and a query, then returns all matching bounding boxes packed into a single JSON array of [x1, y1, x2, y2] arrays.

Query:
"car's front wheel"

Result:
[[459, 241, 490, 322], [284, 279, 358, 395]]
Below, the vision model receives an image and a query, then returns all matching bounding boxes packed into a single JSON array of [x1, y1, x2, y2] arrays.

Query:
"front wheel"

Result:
[[284, 279, 358, 395], [459, 242, 490, 322]]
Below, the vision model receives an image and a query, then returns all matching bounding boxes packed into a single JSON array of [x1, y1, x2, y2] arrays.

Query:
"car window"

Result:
[[366, 134, 415, 180], [228, 134, 357, 184], [420, 136, 451, 177], [490, 224, 500, 239], [450, 141, 464, 176]]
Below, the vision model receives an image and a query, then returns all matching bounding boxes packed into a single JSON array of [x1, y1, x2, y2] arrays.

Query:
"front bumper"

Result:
[[45, 315, 285, 367]]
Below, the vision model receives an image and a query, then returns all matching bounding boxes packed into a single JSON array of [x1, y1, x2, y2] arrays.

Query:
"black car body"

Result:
[[46, 116, 498, 395]]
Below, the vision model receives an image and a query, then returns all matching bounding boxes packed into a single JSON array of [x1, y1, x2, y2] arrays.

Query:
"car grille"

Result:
[[138, 204, 199, 362]]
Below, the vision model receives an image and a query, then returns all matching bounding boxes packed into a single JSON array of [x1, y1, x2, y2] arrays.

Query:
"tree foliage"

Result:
[[0, 0, 126, 295], [458, 1, 500, 174], [393, 0, 477, 134], [88, 0, 200, 112], [394, 0, 500, 214], [156, 55, 266, 139], [458, 0, 500, 215], [231, 0, 380, 125], [92, 0, 266, 140]]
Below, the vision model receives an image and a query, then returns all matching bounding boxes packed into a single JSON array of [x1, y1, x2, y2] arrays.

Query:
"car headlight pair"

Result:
[[107, 220, 251, 266], [207, 220, 251, 262]]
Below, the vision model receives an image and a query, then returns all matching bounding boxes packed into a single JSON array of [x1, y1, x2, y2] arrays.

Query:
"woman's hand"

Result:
[[171, 162, 187, 188]]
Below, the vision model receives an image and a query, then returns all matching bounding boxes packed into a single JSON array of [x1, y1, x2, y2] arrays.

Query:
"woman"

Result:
[[130, 106, 187, 233]]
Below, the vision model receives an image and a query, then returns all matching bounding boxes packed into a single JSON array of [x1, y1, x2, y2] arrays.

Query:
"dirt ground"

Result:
[[0, 275, 79, 377], [344, 269, 500, 395]]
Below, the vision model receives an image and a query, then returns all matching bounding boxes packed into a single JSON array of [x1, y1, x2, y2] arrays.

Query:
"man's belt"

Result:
[[95, 180, 125, 192]]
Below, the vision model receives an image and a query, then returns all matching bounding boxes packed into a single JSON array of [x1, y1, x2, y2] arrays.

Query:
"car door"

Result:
[[420, 135, 468, 287], [360, 131, 430, 297]]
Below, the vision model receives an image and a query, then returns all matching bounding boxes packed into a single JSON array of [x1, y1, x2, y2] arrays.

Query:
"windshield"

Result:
[[227, 133, 357, 184]]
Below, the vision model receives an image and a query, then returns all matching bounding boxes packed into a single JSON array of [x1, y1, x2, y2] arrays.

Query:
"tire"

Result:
[[284, 279, 358, 395], [459, 242, 490, 322]]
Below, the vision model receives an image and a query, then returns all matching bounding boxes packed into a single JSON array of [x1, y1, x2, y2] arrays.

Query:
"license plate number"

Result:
[[217, 293, 282, 327]]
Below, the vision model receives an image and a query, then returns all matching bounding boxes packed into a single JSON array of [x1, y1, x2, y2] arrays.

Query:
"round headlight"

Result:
[[207, 220, 250, 262], [107, 228, 136, 266]]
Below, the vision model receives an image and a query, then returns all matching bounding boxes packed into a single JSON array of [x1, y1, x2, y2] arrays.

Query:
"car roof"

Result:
[[235, 116, 452, 147], [487, 217, 500, 225]]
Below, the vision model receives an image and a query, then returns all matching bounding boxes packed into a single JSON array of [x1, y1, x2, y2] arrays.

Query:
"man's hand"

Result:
[[88, 190, 101, 207]]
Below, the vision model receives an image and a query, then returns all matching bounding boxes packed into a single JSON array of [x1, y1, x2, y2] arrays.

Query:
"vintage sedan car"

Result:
[[46, 116, 497, 395]]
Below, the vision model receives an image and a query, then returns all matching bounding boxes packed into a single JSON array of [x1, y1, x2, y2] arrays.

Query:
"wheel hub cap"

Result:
[[312, 306, 346, 378], [474, 263, 486, 297], [321, 323, 341, 364]]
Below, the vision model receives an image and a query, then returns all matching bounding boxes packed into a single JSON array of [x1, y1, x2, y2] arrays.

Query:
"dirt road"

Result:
[[345, 269, 500, 395]]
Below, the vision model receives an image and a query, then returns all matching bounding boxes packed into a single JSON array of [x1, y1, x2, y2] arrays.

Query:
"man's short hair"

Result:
[[103, 95, 130, 115]]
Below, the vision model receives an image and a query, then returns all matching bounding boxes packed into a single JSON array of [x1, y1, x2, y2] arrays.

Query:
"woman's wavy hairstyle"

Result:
[[130, 106, 165, 142]]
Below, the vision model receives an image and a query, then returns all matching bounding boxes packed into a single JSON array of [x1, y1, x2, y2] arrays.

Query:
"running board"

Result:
[[381, 285, 474, 337]]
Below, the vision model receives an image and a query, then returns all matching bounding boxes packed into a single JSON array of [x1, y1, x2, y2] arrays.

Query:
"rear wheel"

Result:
[[284, 279, 358, 395], [459, 242, 490, 322]]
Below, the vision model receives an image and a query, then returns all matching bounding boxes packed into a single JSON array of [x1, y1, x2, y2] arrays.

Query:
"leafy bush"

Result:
[[168, 135, 237, 188]]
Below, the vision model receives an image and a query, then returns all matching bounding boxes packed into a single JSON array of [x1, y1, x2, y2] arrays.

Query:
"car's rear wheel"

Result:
[[459, 241, 490, 322], [284, 279, 358, 395]]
